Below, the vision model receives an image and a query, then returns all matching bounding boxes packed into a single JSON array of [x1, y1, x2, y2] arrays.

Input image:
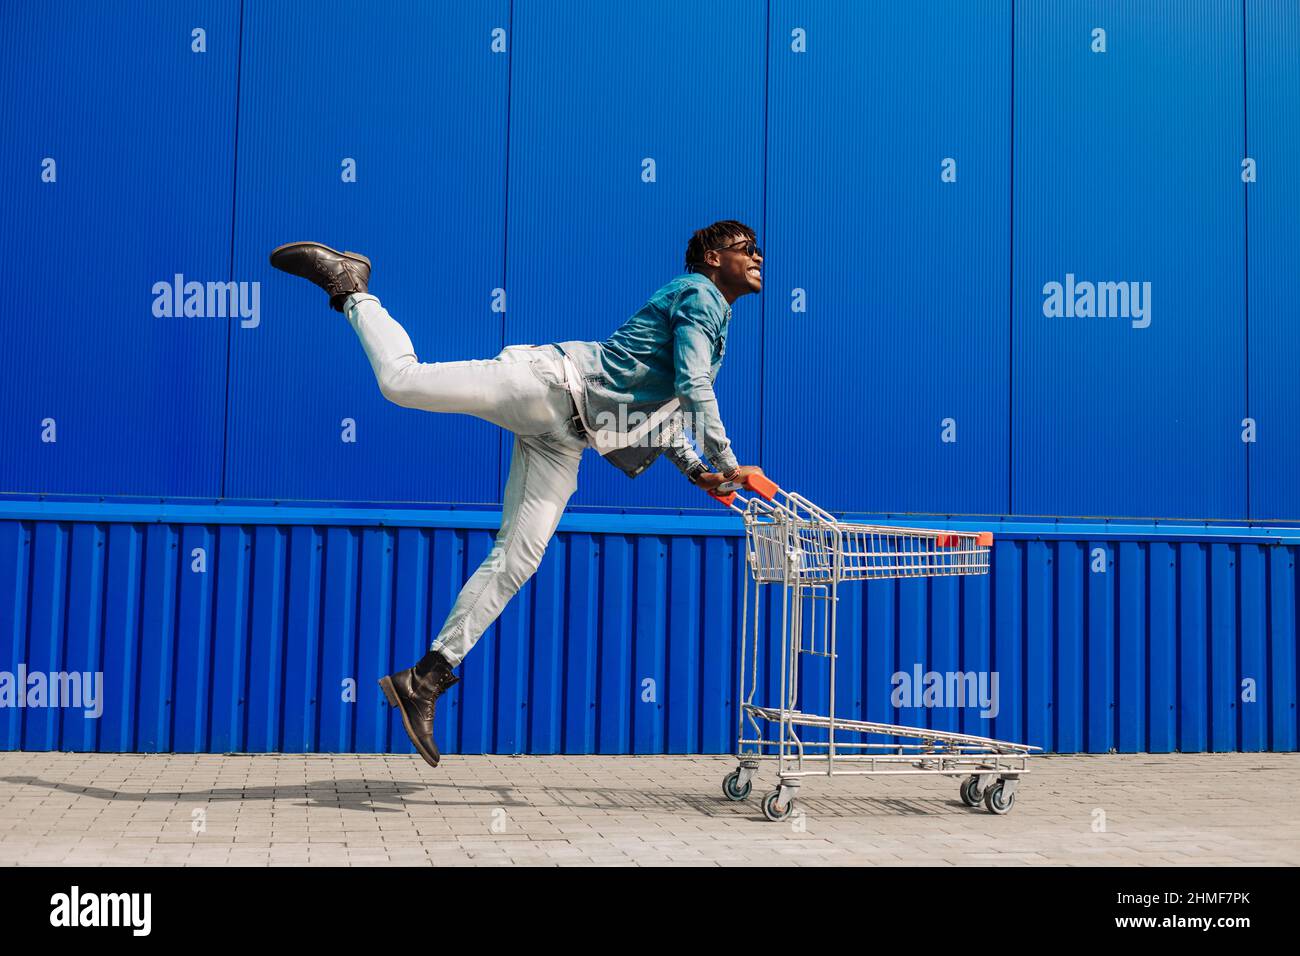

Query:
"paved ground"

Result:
[[0, 752, 1295, 866]]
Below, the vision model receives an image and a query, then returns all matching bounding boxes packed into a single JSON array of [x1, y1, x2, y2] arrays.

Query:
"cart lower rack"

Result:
[[709, 474, 1039, 821]]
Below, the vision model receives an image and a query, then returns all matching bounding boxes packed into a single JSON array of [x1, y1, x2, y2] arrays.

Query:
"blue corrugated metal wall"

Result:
[[3, 3, 1299, 754], [0, 2, 238, 499], [765, 1, 1011, 516], [3, 1, 1297, 520], [1, 505, 1296, 754], [1246, 1, 1300, 520], [1013, 1, 1246, 520], [224, 0, 511, 505], [507, 0, 767, 513]]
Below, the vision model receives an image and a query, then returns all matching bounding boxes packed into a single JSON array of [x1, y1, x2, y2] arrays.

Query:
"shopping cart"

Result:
[[709, 473, 1038, 821]]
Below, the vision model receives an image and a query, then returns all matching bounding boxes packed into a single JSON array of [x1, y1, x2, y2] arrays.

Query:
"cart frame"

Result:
[[710, 475, 1039, 820]]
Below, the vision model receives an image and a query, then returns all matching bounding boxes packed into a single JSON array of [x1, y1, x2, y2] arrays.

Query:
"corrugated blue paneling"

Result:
[[2, 0, 1288, 525], [223, 0, 510, 504], [764, 0, 1011, 515], [1245, 0, 1300, 520], [1012, 0, 1246, 519], [502, 0, 766, 512], [4, 3, 1296, 758], [2, 508, 1296, 754], [0, 1, 238, 497]]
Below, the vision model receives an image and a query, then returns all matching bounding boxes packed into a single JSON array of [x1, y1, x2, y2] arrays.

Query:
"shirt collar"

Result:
[[691, 272, 733, 320]]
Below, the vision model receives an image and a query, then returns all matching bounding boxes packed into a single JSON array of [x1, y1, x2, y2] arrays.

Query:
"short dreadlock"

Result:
[[684, 219, 757, 274]]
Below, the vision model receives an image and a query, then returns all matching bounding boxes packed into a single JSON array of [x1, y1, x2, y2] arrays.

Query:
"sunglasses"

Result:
[[713, 238, 763, 259]]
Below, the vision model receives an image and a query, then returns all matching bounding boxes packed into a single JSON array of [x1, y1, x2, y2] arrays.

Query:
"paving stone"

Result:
[[0, 752, 1295, 866]]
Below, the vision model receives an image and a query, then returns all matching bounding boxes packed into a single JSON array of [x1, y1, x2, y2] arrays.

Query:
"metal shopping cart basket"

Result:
[[709, 473, 1039, 821]]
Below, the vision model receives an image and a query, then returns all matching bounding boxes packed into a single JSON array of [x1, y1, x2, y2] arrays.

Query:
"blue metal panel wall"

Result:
[[0, 1, 238, 497], [1012, 1, 1247, 520], [3, 0, 1289, 525], [502, 0, 766, 512], [223, 0, 511, 504], [1245, 0, 1300, 520], [3, 2, 1294, 758], [2, 505, 1295, 754], [763, 0, 1011, 516]]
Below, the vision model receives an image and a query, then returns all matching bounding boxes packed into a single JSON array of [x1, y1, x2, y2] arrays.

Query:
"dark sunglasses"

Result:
[[713, 238, 763, 259]]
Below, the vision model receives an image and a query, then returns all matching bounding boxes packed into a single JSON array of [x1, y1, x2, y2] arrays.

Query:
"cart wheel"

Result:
[[959, 776, 983, 807], [722, 770, 752, 801], [983, 782, 1016, 815], [761, 789, 795, 822]]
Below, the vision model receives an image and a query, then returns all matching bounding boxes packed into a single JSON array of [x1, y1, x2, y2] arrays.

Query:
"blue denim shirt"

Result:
[[551, 272, 738, 479]]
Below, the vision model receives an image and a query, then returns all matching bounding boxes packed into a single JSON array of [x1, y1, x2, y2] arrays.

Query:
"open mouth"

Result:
[[747, 267, 762, 279]]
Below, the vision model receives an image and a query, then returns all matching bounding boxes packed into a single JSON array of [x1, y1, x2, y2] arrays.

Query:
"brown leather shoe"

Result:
[[269, 241, 371, 312], [379, 649, 460, 768]]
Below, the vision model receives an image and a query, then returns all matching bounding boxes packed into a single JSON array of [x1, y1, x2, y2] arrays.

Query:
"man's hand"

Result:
[[691, 471, 729, 493], [692, 465, 765, 493]]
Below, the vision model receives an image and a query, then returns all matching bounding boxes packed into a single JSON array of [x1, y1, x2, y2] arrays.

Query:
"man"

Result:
[[268, 219, 764, 768]]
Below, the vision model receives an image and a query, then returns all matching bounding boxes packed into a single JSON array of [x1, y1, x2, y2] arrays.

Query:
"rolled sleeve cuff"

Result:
[[711, 449, 740, 474]]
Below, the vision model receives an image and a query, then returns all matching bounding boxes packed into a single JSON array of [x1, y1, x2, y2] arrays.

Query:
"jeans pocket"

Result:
[[526, 350, 569, 391]]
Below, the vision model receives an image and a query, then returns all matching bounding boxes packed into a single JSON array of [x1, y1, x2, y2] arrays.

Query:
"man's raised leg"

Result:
[[343, 292, 569, 435]]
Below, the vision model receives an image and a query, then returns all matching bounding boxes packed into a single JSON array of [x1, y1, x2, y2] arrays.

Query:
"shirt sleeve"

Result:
[[662, 410, 709, 481], [670, 287, 740, 474]]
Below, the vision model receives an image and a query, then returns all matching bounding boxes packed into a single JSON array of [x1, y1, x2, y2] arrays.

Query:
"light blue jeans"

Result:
[[344, 292, 587, 667]]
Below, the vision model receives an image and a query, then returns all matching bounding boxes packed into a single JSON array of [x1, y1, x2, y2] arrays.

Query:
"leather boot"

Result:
[[378, 648, 460, 768], [268, 241, 371, 312]]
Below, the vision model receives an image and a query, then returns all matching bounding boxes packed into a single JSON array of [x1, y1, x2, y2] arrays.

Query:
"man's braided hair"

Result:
[[684, 219, 756, 273]]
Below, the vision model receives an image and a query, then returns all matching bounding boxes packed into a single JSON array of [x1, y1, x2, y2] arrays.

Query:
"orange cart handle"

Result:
[[936, 531, 995, 547], [708, 472, 779, 507]]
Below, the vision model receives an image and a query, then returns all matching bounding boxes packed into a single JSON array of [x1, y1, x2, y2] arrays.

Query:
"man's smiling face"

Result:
[[709, 235, 763, 300]]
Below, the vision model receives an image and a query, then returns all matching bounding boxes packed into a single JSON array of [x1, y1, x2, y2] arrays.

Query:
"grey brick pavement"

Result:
[[0, 752, 1295, 866]]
